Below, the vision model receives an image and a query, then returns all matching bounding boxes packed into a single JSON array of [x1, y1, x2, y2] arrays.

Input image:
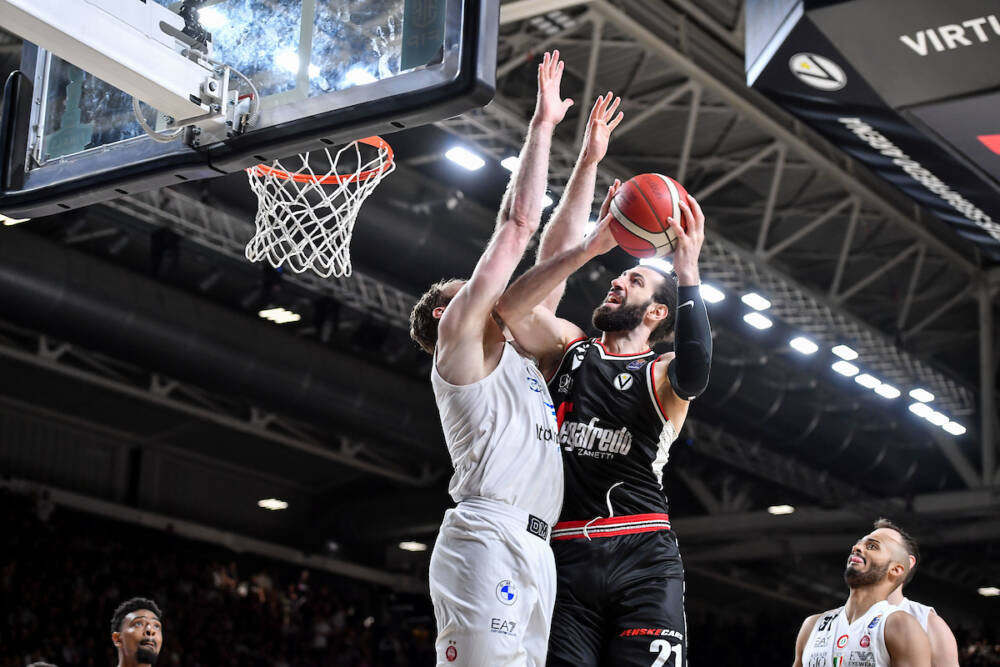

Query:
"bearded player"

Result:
[[110, 597, 163, 667], [794, 523, 931, 667], [495, 179, 711, 665], [409, 52, 623, 666]]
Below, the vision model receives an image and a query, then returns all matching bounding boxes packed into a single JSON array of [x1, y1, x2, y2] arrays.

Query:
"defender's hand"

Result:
[[534, 50, 574, 126], [583, 212, 619, 257], [581, 92, 624, 164]]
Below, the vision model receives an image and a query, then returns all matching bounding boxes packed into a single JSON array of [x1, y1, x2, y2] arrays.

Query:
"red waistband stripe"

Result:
[[551, 513, 671, 540]]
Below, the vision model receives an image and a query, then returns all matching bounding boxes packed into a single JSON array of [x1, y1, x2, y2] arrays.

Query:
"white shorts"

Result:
[[429, 496, 557, 667]]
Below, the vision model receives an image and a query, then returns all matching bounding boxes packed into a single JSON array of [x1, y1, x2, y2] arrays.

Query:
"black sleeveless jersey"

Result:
[[547, 337, 678, 521]]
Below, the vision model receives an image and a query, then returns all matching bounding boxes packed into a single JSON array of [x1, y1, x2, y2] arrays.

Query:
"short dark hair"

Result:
[[27, 662, 58, 666], [645, 266, 677, 344], [873, 518, 920, 585], [110, 597, 162, 635], [409, 278, 463, 355]]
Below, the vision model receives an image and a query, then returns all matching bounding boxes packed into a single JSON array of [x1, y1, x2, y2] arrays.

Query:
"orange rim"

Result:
[[250, 136, 394, 184]]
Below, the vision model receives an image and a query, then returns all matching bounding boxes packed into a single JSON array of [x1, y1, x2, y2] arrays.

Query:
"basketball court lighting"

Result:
[[197, 6, 227, 28], [257, 498, 288, 511], [445, 146, 486, 170], [543, 194, 554, 208], [854, 373, 880, 389], [789, 336, 819, 355], [344, 67, 377, 86], [500, 156, 519, 171], [639, 257, 673, 274], [258, 307, 301, 324], [398, 541, 428, 552], [908, 402, 933, 418], [832, 344, 858, 360], [0, 214, 30, 226], [874, 383, 901, 399], [740, 292, 771, 310], [978, 587, 1000, 597], [925, 410, 949, 426], [832, 360, 859, 377], [908, 388, 934, 402], [943, 421, 967, 436], [767, 504, 795, 515], [743, 312, 773, 329], [699, 283, 725, 303]]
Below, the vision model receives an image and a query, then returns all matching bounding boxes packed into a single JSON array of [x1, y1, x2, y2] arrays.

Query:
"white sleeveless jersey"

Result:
[[802, 600, 902, 667], [897, 598, 934, 632], [432, 343, 564, 525]]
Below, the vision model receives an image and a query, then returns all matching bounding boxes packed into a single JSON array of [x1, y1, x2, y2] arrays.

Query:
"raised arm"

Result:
[[436, 51, 571, 384], [885, 610, 932, 667], [535, 92, 623, 311], [496, 214, 618, 375]]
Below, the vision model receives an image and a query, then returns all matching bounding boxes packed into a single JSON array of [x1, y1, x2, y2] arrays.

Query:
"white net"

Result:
[[245, 137, 395, 277]]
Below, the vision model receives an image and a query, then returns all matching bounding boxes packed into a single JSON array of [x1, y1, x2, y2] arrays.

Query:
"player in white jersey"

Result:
[[409, 51, 619, 666], [870, 519, 960, 667], [794, 523, 931, 667]]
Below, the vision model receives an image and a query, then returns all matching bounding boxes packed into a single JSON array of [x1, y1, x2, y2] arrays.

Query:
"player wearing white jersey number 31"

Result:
[[409, 51, 573, 667]]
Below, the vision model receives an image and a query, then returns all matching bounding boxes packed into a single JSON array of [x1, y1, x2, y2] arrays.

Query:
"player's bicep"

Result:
[[502, 305, 582, 368], [886, 612, 931, 667], [927, 613, 960, 667], [793, 614, 819, 667]]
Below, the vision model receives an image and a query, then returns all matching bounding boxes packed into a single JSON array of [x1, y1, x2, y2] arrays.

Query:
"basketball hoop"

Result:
[[245, 136, 395, 278]]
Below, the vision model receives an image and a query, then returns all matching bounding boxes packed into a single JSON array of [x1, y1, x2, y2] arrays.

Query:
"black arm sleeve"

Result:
[[666, 284, 712, 400]]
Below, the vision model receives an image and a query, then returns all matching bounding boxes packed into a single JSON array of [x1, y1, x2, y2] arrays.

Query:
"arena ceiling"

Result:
[[1, 0, 998, 625]]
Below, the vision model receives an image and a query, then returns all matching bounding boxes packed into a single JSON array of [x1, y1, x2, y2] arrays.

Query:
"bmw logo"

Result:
[[496, 579, 517, 605]]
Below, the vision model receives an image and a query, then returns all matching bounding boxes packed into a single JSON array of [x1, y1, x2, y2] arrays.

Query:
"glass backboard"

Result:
[[0, 0, 497, 217]]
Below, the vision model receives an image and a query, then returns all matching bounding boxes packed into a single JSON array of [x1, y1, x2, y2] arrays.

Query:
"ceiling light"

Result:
[[874, 383, 900, 399], [832, 360, 859, 377], [855, 373, 880, 389], [925, 410, 949, 426], [743, 312, 773, 329], [700, 283, 725, 303], [789, 336, 819, 355], [832, 344, 858, 360], [258, 307, 301, 324], [257, 498, 288, 511], [1, 214, 30, 226], [500, 156, 519, 171], [398, 541, 428, 552], [767, 504, 795, 515], [543, 194, 554, 209], [445, 146, 485, 170], [741, 292, 771, 310], [197, 6, 227, 28], [908, 388, 934, 402], [344, 67, 376, 86], [942, 421, 966, 436], [977, 587, 1000, 597], [908, 402, 933, 418], [275, 49, 302, 74], [639, 257, 673, 274]]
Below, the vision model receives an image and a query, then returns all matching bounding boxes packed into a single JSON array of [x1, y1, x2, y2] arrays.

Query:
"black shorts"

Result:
[[547, 530, 686, 667]]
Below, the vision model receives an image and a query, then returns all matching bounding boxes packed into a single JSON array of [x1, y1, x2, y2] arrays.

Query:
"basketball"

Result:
[[608, 173, 689, 258]]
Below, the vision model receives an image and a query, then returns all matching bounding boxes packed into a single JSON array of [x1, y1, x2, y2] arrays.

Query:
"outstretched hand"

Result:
[[534, 50, 574, 126], [581, 92, 624, 164], [583, 212, 620, 257], [666, 194, 705, 285], [598, 178, 622, 221]]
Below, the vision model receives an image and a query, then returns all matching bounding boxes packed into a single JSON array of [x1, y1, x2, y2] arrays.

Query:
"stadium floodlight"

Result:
[[743, 312, 773, 329], [767, 504, 795, 515], [832, 360, 859, 377], [789, 336, 819, 355], [908, 388, 934, 402], [874, 383, 900, 399], [854, 373, 880, 389], [0, 214, 30, 226], [398, 541, 428, 552], [500, 156, 519, 171], [942, 421, 966, 436], [832, 344, 858, 360], [925, 411, 949, 426], [257, 498, 288, 510], [741, 292, 771, 310], [978, 587, 1000, 597], [700, 283, 725, 303], [908, 402, 933, 418], [344, 67, 377, 86], [639, 257, 673, 274], [543, 194, 554, 209], [197, 7, 227, 28], [445, 146, 486, 170], [258, 307, 301, 324]]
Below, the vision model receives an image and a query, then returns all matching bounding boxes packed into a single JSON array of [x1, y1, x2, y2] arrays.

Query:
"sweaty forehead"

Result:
[[628, 267, 666, 285], [861, 528, 905, 552], [125, 610, 160, 625]]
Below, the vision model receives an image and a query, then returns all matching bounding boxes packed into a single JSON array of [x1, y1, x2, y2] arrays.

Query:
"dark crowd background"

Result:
[[2, 489, 998, 666]]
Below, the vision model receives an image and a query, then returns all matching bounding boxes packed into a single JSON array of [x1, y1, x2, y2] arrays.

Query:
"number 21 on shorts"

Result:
[[650, 639, 682, 666]]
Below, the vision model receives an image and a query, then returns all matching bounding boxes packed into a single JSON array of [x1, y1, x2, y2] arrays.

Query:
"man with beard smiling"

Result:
[[495, 189, 711, 666], [110, 598, 162, 667], [794, 524, 930, 667]]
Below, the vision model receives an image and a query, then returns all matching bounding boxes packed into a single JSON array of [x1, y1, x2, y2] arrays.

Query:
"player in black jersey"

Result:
[[496, 182, 710, 666]]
